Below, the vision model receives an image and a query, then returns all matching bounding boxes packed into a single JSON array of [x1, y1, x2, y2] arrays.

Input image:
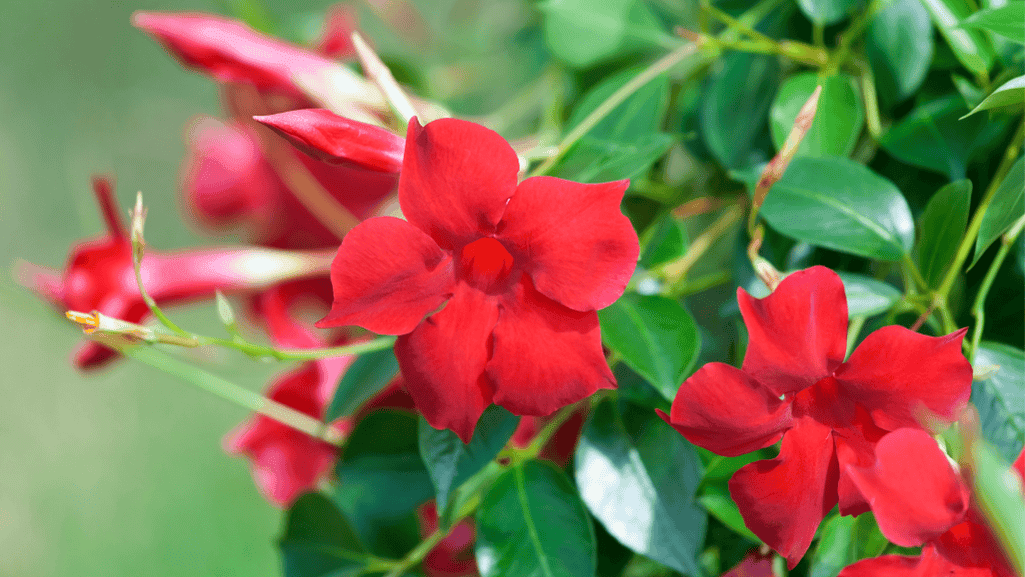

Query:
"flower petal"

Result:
[[255, 109, 405, 173], [487, 276, 614, 416], [398, 118, 519, 249], [833, 405, 888, 516], [394, 283, 498, 442], [316, 216, 454, 334], [835, 327, 971, 431], [837, 544, 993, 577], [730, 417, 838, 569], [845, 428, 969, 547], [739, 266, 848, 396], [497, 176, 638, 311], [658, 363, 792, 457]]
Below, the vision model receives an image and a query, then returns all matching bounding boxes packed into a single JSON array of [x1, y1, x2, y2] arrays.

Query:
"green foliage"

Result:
[[540, 0, 668, 68], [770, 73, 864, 158], [919, 0, 996, 75], [867, 0, 934, 103], [700, 52, 780, 169], [973, 342, 1025, 462], [963, 76, 1025, 118], [796, 0, 857, 24], [974, 156, 1025, 266], [917, 180, 972, 288], [639, 213, 689, 269], [807, 513, 889, 577], [958, 2, 1025, 44], [325, 347, 399, 422], [880, 95, 991, 180], [279, 494, 368, 577]]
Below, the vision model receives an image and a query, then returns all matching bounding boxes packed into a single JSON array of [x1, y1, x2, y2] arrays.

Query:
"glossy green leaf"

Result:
[[962, 75, 1025, 118], [880, 95, 988, 180], [639, 213, 689, 269], [918, 180, 972, 287], [959, 2, 1025, 44], [280, 493, 367, 577], [808, 513, 889, 577], [575, 401, 706, 574], [746, 272, 902, 317], [796, 0, 857, 24], [760, 156, 915, 260], [568, 68, 670, 141], [974, 156, 1025, 265], [418, 406, 520, 519], [973, 342, 1025, 461], [698, 487, 760, 544], [540, 0, 668, 68], [770, 73, 864, 158], [700, 52, 780, 169], [324, 347, 399, 422], [867, 0, 934, 102], [476, 461, 596, 577], [598, 294, 701, 401], [919, 0, 996, 75], [334, 411, 433, 557], [554, 134, 675, 184], [967, 437, 1025, 570]]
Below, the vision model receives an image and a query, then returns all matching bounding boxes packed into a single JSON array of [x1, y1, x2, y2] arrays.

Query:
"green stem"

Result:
[[860, 62, 883, 139], [846, 315, 867, 359], [900, 253, 929, 293], [827, 0, 887, 74], [529, 41, 700, 177], [202, 334, 396, 361], [968, 215, 1025, 362], [935, 118, 1025, 305], [702, 1, 778, 46], [133, 252, 191, 339], [120, 344, 342, 445], [380, 483, 481, 577]]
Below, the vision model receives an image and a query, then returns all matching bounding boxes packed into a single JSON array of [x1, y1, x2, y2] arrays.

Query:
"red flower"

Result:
[[838, 437, 1023, 577], [721, 550, 778, 577], [17, 178, 331, 369], [316, 118, 639, 441], [657, 266, 973, 568], [417, 500, 479, 577]]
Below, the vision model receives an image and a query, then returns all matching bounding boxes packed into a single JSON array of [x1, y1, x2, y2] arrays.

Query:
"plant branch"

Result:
[[968, 215, 1025, 362]]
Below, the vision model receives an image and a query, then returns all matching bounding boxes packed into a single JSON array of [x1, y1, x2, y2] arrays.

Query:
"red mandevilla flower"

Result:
[[316, 117, 639, 441], [658, 266, 973, 567]]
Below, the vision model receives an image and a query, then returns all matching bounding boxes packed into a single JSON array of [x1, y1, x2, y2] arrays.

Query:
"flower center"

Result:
[[459, 237, 515, 292]]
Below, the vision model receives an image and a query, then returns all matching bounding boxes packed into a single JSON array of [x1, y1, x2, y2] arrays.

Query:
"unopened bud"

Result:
[[215, 290, 239, 335], [65, 309, 199, 347], [130, 191, 148, 263]]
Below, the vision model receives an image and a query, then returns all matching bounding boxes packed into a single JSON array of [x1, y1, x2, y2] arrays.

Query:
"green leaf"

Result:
[[575, 401, 707, 574], [974, 156, 1025, 265], [324, 347, 399, 422], [959, 2, 1025, 44], [880, 94, 987, 180], [540, 0, 668, 68], [770, 73, 864, 158], [476, 461, 596, 577], [917, 180, 972, 287], [334, 411, 433, 557], [280, 493, 368, 577], [796, 0, 857, 24], [973, 342, 1025, 462], [808, 513, 889, 577], [554, 134, 675, 184], [698, 487, 760, 544], [418, 406, 520, 519], [568, 68, 670, 142], [967, 437, 1025, 571], [639, 213, 689, 269], [760, 156, 915, 260], [700, 52, 780, 169], [962, 75, 1025, 118], [598, 294, 701, 402], [867, 0, 934, 103], [919, 0, 996, 75]]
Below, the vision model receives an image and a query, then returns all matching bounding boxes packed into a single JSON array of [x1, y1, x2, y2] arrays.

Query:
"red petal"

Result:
[[398, 118, 519, 250], [395, 283, 498, 442], [935, 516, 1014, 576], [837, 544, 993, 577], [487, 276, 614, 416], [721, 550, 777, 577], [835, 327, 971, 431], [845, 429, 969, 547], [497, 176, 638, 311], [833, 405, 888, 516], [730, 417, 838, 569], [255, 109, 405, 173], [658, 363, 792, 457], [316, 4, 358, 59], [739, 266, 848, 397], [316, 217, 454, 334]]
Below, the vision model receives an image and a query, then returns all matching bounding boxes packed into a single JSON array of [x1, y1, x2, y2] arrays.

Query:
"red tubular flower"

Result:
[[254, 109, 405, 173], [657, 266, 973, 568], [316, 118, 639, 441], [17, 178, 333, 369], [417, 500, 479, 577]]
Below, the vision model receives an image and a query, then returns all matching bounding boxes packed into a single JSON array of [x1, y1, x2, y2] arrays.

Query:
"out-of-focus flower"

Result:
[[658, 266, 973, 568], [17, 178, 332, 369], [316, 118, 639, 442], [721, 550, 778, 577], [417, 500, 479, 577], [837, 440, 1023, 577], [510, 407, 587, 467]]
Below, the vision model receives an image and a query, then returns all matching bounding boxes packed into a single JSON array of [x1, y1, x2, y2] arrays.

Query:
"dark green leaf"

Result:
[[598, 294, 701, 401], [880, 95, 987, 180], [698, 486, 760, 544], [540, 0, 668, 68], [919, 0, 996, 75], [867, 0, 934, 103], [280, 493, 367, 577], [554, 134, 675, 184], [962, 75, 1025, 118], [568, 68, 670, 142], [700, 52, 780, 169], [760, 156, 915, 260], [973, 342, 1025, 462], [575, 401, 706, 574], [796, 0, 857, 24], [476, 461, 596, 577], [770, 73, 864, 158], [808, 513, 889, 577], [747, 271, 902, 317], [418, 406, 520, 518], [334, 411, 433, 557], [325, 347, 399, 422], [974, 156, 1025, 266], [959, 2, 1025, 44], [640, 213, 689, 269], [918, 180, 972, 287]]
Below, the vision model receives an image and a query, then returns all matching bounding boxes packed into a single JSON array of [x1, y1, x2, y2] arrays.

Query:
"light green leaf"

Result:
[[770, 73, 864, 158], [919, 0, 996, 75], [868, 0, 934, 103], [554, 134, 675, 184], [540, 0, 668, 68], [959, 2, 1025, 44], [973, 342, 1025, 462], [962, 75, 1025, 118], [974, 156, 1025, 265], [918, 180, 972, 287], [808, 513, 889, 577], [568, 68, 670, 141], [880, 94, 986, 180], [797, 0, 858, 24], [639, 213, 689, 269]]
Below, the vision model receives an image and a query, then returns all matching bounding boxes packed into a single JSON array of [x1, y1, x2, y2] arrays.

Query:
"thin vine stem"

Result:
[[968, 215, 1025, 362]]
